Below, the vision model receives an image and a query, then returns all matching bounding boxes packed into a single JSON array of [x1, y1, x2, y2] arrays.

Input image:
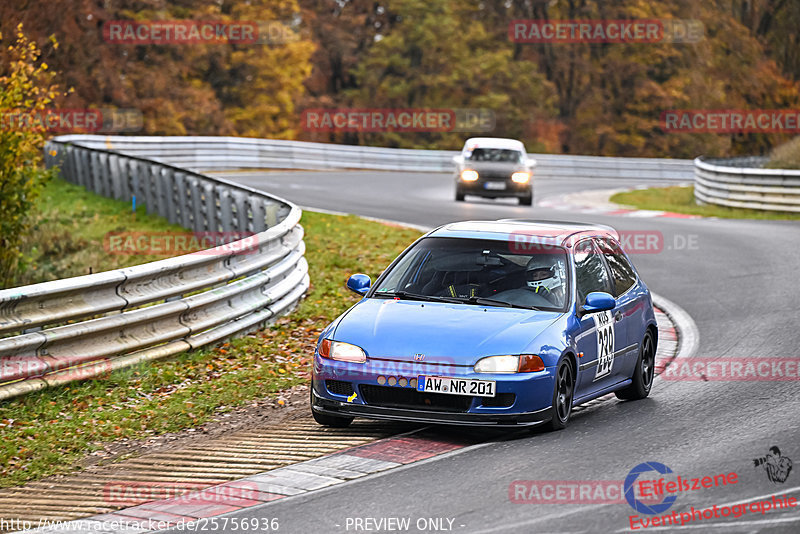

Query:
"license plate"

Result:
[[417, 375, 496, 397], [484, 181, 506, 191]]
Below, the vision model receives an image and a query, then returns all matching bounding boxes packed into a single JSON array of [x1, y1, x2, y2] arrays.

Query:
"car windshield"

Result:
[[372, 237, 569, 312], [465, 148, 524, 163]]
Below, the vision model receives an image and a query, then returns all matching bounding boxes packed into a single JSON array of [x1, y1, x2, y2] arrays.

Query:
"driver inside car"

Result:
[[525, 257, 565, 306]]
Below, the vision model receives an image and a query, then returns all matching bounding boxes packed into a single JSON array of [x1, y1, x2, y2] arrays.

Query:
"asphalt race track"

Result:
[[200, 170, 800, 533]]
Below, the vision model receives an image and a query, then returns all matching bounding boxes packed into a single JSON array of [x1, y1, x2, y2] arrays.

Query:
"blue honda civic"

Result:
[[311, 220, 657, 430]]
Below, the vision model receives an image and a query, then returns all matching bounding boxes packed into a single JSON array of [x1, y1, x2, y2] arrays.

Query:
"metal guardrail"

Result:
[[0, 141, 309, 400], [694, 157, 800, 213], [54, 135, 695, 181]]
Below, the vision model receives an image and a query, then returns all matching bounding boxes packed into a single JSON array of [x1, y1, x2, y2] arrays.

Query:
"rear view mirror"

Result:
[[346, 273, 371, 296], [476, 255, 503, 266], [579, 292, 615, 317]]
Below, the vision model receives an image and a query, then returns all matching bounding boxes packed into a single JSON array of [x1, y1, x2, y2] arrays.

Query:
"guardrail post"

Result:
[[218, 187, 234, 232], [251, 198, 267, 233], [108, 153, 124, 200], [89, 151, 101, 194], [174, 172, 192, 229], [266, 203, 278, 227], [143, 163, 157, 215], [75, 149, 89, 187], [203, 182, 219, 232], [158, 167, 178, 224]]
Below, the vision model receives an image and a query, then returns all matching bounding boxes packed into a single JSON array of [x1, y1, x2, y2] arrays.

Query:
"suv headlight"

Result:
[[474, 354, 544, 373], [511, 171, 531, 184], [460, 169, 479, 181], [319, 339, 367, 363]]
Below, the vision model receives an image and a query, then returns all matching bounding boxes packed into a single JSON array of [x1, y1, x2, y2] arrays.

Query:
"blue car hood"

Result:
[[332, 298, 561, 363]]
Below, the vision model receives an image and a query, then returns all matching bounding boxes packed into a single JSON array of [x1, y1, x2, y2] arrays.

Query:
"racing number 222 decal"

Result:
[[594, 311, 614, 380]]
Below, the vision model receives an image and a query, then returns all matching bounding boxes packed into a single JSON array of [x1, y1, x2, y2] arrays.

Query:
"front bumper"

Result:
[[312, 356, 556, 427], [456, 178, 531, 198], [312, 389, 552, 427]]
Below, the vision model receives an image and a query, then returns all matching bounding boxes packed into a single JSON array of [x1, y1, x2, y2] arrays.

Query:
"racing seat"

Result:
[[440, 271, 482, 299]]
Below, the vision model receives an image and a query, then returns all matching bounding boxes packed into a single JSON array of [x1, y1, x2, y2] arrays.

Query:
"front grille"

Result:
[[481, 393, 516, 408], [359, 385, 472, 412], [325, 380, 355, 397]]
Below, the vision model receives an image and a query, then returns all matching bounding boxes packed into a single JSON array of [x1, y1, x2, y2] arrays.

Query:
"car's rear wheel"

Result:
[[519, 194, 533, 206], [455, 190, 465, 201], [615, 330, 655, 400], [548, 358, 574, 431]]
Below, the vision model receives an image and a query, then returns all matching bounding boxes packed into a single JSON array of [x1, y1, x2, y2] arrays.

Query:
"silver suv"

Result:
[[453, 138, 536, 206]]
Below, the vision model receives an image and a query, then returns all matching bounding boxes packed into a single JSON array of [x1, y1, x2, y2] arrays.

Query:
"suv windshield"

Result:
[[372, 237, 569, 312], [465, 148, 524, 163]]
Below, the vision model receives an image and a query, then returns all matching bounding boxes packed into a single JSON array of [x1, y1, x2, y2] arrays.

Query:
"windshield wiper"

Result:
[[376, 292, 537, 310], [375, 291, 461, 304], [457, 296, 539, 310]]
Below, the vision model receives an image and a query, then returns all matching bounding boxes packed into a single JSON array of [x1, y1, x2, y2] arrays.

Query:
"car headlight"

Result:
[[511, 171, 531, 184], [319, 339, 367, 363], [474, 354, 545, 373], [460, 169, 479, 182]]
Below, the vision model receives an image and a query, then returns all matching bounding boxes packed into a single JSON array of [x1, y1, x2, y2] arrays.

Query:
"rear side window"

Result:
[[573, 240, 612, 304], [596, 238, 638, 296]]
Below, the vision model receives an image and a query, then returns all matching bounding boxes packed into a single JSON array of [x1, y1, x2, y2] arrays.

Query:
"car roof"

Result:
[[426, 219, 619, 247], [463, 137, 525, 151]]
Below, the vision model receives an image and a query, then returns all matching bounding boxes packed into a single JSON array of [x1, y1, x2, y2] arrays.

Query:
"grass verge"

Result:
[[611, 185, 800, 220], [0, 205, 422, 487], [14, 177, 189, 287]]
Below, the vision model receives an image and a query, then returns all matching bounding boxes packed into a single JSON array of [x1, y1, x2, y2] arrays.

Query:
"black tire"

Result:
[[455, 190, 465, 201], [310, 389, 354, 427], [548, 358, 575, 431], [615, 330, 656, 400], [312, 409, 354, 428], [519, 194, 533, 206]]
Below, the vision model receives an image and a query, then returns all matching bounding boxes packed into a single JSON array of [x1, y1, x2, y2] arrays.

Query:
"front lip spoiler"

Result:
[[311, 390, 552, 428]]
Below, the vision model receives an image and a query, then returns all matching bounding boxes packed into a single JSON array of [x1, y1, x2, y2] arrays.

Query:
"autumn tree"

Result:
[[0, 25, 59, 288], [340, 0, 556, 149], [0, 0, 315, 138]]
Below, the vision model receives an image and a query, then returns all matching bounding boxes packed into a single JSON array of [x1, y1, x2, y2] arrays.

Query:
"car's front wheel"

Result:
[[519, 193, 533, 206], [548, 358, 574, 431], [615, 330, 655, 400], [455, 190, 465, 201], [310, 389, 354, 427], [312, 410, 354, 427]]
